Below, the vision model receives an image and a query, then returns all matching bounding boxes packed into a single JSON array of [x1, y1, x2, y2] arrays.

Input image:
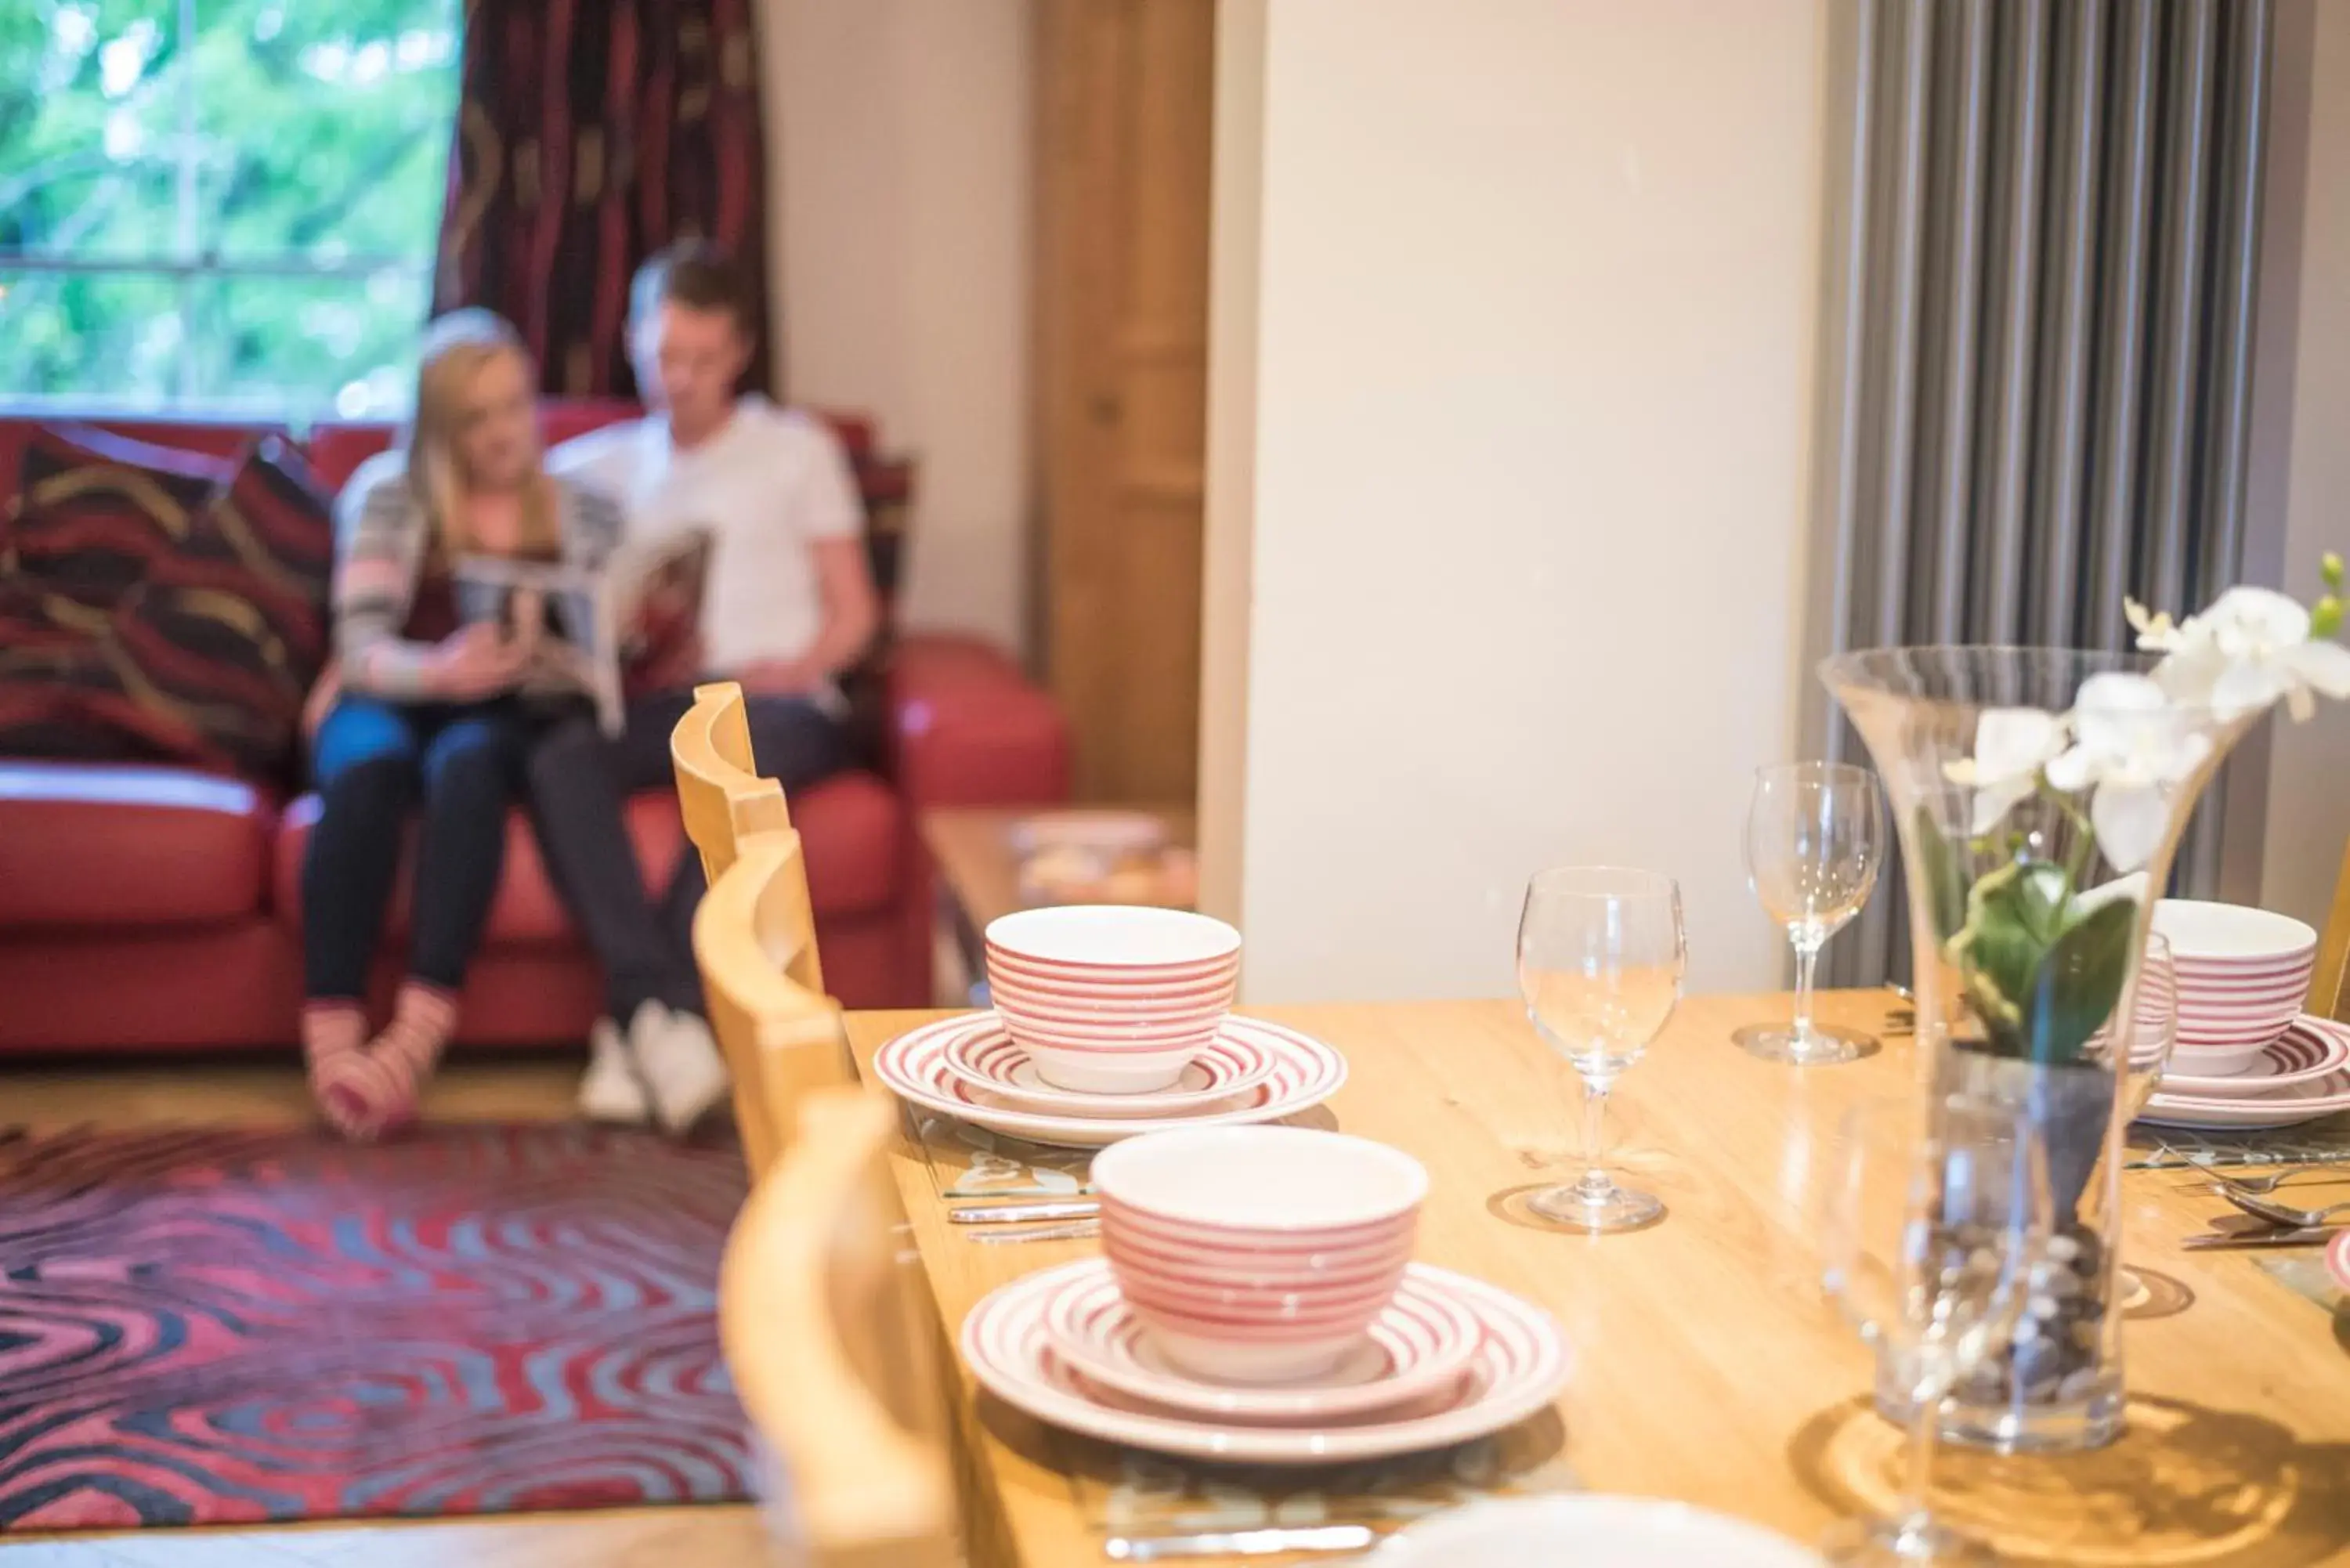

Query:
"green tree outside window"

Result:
[[0, 0, 459, 417]]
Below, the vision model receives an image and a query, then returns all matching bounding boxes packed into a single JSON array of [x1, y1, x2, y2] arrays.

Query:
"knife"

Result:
[[1104, 1524, 1379, 1561], [2180, 1226, 2341, 1250], [946, 1199, 1101, 1226]]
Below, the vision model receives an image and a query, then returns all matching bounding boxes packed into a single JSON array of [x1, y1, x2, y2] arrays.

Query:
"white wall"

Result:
[[2260, 1, 2350, 930], [1202, 0, 1830, 1001], [761, 0, 1032, 652]]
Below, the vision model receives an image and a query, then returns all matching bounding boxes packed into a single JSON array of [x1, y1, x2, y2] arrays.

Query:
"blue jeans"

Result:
[[302, 695, 531, 1001]]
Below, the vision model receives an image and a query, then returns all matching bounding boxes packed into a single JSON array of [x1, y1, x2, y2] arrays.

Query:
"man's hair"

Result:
[[631, 240, 755, 336]]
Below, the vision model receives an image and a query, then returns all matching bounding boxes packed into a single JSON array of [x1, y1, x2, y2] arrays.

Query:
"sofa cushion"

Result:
[[0, 432, 334, 782], [0, 761, 275, 930], [2, 425, 236, 609], [272, 768, 906, 945]]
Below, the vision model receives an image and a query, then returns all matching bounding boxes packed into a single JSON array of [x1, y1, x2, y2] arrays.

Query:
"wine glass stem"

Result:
[[1791, 938, 1820, 1044], [1577, 1076, 1614, 1198], [1889, 1373, 1944, 1548]]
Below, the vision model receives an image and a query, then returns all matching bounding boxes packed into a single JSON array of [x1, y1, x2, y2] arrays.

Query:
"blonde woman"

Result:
[[302, 310, 621, 1140]]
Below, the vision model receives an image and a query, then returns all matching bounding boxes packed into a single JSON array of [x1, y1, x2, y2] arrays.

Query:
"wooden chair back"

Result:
[[692, 828, 848, 1177], [671, 681, 794, 882], [2312, 837, 2350, 1024], [721, 1086, 957, 1568]]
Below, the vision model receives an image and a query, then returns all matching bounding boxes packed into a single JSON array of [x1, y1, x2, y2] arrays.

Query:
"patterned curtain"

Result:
[[433, 0, 774, 398]]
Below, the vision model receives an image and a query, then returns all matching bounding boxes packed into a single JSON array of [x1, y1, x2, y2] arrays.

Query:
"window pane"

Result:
[[196, 1, 461, 264], [0, 266, 185, 403], [186, 268, 428, 417], [0, 2, 187, 261]]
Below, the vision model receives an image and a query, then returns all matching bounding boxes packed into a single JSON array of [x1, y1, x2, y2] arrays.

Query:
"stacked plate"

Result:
[[2133, 900, 2348, 1130], [878, 905, 1347, 1148], [873, 1011, 1346, 1149], [958, 1128, 1573, 1465], [2136, 1016, 2350, 1131]]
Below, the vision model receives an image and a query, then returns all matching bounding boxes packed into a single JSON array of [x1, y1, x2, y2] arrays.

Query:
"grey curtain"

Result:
[[1805, 0, 2277, 986]]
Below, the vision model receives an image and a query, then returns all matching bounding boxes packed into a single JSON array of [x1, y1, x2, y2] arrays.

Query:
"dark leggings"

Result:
[[526, 688, 853, 1022], [302, 695, 530, 1002]]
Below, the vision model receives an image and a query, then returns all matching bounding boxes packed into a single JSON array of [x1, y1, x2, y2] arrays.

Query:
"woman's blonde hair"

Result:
[[406, 309, 559, 560]]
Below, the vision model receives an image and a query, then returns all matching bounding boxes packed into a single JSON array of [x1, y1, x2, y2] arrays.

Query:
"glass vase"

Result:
[[1822, 647, 2258, 1453]]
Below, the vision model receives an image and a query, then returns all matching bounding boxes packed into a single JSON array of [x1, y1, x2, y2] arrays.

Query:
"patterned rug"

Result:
[[0, 1123, 752, 1530]]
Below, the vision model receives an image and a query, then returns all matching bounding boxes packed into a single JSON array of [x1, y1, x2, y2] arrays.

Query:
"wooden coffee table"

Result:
[[918, 805, 1195, 1003]]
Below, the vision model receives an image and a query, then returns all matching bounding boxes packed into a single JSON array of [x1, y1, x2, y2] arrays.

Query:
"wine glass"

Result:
[[1516, 867, 1687, 1232], [1821, 1097, 2053, 1566], [2107, 933, 2176, 1310], [1737, 762, 1885, 1065]]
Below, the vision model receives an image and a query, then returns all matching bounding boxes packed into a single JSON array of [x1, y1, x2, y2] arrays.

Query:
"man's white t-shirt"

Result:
[[548, 395, 862, 675]]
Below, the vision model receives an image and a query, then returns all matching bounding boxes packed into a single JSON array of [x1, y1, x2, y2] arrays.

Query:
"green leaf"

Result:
[[1951, 860, 2070, 1007], [1913, 805, 1969, 945], [2017, 896, 2138, 1066]]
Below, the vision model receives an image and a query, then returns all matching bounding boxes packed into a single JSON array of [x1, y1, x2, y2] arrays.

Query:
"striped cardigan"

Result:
[[331, 450, 625, 702]]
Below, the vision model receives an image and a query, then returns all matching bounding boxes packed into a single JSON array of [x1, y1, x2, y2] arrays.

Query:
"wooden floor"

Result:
[[0, 1055, 769, 1566]]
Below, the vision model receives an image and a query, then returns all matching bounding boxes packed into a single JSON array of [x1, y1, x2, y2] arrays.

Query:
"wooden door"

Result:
[[1033, 0, 1215, 804]]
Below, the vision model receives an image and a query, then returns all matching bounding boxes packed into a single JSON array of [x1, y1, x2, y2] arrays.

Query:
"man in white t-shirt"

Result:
[[533, 241, 880, 1133]]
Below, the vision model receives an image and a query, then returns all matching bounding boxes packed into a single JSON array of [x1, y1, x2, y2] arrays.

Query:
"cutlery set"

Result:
[[2179, 1165, 2350, 1248]]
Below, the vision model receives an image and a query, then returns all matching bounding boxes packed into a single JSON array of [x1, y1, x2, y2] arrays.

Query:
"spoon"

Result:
[[2218, 1188, 2350, 1229]]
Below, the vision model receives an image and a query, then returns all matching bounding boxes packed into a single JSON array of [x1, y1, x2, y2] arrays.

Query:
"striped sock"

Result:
[[363, 981, 459, 1136], [302, 1002, 376, 1141]]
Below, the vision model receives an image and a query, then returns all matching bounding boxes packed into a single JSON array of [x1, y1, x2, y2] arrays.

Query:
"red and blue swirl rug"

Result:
[[0, 1123, 752, 1530]]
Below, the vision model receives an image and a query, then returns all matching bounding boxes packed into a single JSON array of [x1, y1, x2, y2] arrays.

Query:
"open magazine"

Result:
[[454, 529, 712, 735]]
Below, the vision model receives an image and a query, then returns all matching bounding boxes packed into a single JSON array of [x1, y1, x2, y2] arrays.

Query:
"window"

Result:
[[0, 1, 461, 418]]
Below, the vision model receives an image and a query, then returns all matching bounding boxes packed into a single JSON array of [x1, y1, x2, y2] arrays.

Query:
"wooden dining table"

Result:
[[836, 991, 2350, 1567]]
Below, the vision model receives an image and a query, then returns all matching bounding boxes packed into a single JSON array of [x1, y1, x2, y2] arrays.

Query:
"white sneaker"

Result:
[[578, 1016, 653, 1125], [631, 1000, 732, 1136]]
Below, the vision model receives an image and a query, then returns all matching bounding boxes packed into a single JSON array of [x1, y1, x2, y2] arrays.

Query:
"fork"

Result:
[[2216, 1189, 2350, 1229], [2196, 1165, 2350, 1196]]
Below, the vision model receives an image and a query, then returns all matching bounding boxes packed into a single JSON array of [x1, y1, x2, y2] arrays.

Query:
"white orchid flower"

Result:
[[2129, 587, 2350, 722], [1944, 707, 2066, 836], [2043, 672, 2211, 873]]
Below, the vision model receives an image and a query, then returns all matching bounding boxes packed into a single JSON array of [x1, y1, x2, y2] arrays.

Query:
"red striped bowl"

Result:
[[2154, 900, 2316, 1069], [985, 907, 1243, 1093], [1090, 1125, 1426, 1383]]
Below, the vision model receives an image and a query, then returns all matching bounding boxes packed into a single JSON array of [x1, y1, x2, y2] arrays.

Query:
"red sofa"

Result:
[[0, 405, 1068, 1052]]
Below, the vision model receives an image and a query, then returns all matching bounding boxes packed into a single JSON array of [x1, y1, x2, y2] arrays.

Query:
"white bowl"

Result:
[[2153, 899, 2319, 962], [986, 905, 1242, 969], [1092, 1126, 1426, 1382]]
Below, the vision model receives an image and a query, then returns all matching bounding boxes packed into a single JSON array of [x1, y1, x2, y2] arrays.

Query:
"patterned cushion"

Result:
[[0, 433, 334, 780], [186, 435, 336, 681], [2, 425, 235, 609]]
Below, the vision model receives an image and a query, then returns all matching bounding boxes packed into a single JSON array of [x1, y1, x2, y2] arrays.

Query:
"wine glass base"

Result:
[[1821, 1515, 2001, 1566], [1735, 1023, 1874, 1066], [1526, 1182, 1664, 1233]]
